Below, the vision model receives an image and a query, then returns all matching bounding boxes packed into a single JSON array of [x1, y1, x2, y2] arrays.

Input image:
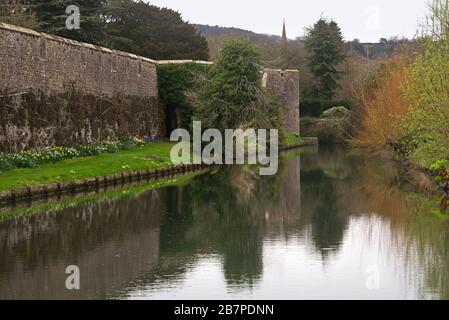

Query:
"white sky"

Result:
[[145, 0, 429, 42]]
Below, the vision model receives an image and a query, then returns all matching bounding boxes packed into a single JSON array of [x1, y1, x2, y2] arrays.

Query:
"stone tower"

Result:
[[262, 69, 300, 136]]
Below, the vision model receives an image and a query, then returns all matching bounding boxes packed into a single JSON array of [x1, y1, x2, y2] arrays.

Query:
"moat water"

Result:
[[1, 146, 448, 300]]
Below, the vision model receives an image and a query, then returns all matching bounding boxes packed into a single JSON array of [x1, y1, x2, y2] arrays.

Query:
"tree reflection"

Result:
[[2, 146, 449, 299]]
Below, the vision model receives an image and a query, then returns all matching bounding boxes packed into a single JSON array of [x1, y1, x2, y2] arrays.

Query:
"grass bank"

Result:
[[0, 141, 174, 192], [0, 171, 203, 222], [0, 136, 316, 193]]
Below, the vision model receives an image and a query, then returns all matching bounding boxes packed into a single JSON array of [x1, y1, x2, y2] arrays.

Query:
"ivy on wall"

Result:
[[157, 63, 211, 131]]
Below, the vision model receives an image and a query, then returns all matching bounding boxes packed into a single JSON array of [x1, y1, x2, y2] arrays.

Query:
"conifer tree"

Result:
[[30, 0, 106, 44], [304, 18, 347, 99]]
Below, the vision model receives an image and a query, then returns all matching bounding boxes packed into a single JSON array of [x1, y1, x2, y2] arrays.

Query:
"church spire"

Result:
[[281, 19, 287, 49]]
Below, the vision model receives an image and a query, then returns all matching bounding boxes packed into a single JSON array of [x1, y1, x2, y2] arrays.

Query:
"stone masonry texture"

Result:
[[0, 23, 163, 152], [263, 69, 300, 136], [0, 22, 300, 152]]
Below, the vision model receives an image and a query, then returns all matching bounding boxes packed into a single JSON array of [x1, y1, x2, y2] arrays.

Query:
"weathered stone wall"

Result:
[[0, 22, 301, 152], [263, 69, 300, 135], [0, 23, 158, 97], [0, 23, 163, 152]]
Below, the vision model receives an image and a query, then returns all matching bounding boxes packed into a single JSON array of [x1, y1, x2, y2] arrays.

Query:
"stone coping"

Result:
[[0, 22, 216, 66], [0, 22, 157, 64], [157, 60, 213, 65], [263, 68, 300, 73], [1, 23, 302, 71]]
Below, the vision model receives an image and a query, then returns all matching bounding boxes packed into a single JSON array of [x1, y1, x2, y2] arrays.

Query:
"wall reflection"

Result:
[[0, 146, 449, 299]]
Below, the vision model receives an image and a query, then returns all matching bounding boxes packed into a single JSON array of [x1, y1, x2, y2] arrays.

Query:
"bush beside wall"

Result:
[[300, 98, 353, 118], [157, 63, 211, 132]]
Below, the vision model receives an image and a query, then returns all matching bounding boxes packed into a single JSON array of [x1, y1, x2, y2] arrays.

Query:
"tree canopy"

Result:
[[304, 18, 347, 100], [0, 0, 209, 61], [194, 40, 280, 131], [31, 0, 106, 44], [103, 0, 209, 60], [0, 0, 38, 29]]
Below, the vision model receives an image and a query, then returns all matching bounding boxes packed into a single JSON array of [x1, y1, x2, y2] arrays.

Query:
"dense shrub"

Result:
[[321, 106, 351, 119], [300, 98, 352, 117], [351, 57, 411, 147], [351, 0, 449, 171], [0, 137, 144, 173], [301, 116, 349, 144], [398, 0, 449, 168], [157, 63, 211, 131], [193, 40, 282, 132]]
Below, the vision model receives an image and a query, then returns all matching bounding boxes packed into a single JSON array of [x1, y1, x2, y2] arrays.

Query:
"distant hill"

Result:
[[348, 38, 417, 60], [193, 24, 285, 62], [194, 24, 282, 42], [194, 24, 413, 62]]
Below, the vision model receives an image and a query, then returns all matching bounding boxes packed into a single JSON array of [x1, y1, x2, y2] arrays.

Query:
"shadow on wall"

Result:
[[0, 90, 164, 152], [0, 22, 163, 152]]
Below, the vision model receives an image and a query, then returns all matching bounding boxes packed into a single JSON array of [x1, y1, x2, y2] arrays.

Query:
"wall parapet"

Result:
[[0, 22, 157, 64], [157, 60, 213, 65], [0, 22, 158, 98]]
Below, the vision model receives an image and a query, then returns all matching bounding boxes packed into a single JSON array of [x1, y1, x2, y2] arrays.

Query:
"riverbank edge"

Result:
[[403, 159, 439, 194], [0, 137, 319, 206], [352, 145, 439, 195]]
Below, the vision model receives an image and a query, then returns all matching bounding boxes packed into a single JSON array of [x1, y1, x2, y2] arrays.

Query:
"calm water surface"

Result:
[[1, 146, 448, 300]]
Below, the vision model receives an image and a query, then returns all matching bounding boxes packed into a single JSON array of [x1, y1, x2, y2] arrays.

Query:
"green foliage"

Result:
[[321, 106, 351, 119], [30, 0, 107, 44], [102, 0, 209, 60], [0, 0, 38, 29], [304, 18, 347, 100], [157, 63, 212, 129], [285, 134, 304, 147], [430, 160, 449, 172], [301, 116, 349, 144], [300, 98, 352, 117], [0, 141, 175, 191], [0, 137, 144, 173], [429, 159, 449, 183], [194, 39, 281, 131], [400, 0, 449, 168], [21, 0, 209, 60], [429, 159, 449, 188]]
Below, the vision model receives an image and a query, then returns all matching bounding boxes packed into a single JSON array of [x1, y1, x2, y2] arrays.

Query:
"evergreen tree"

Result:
[[30, 0, 106, 44], [304, 18, 346, 99], [194, 40, 279, 131], [0, 0, 38, 29], [103, 0, 209, 60], [15, 0, 209, 60]]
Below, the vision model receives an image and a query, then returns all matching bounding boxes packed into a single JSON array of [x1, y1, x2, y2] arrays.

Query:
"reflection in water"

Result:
[[0, 146, 448, 299]]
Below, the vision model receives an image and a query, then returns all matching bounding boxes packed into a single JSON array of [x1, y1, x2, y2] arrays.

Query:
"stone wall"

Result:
[[0, 22, 164, 152], [263, 69, 300, 136], [0, 22, 301, 152], [0, 23, 158, 97]]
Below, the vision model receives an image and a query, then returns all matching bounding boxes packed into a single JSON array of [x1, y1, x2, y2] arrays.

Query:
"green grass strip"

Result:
[[0, 141, 175, 191], [0, 171, 202, 222]]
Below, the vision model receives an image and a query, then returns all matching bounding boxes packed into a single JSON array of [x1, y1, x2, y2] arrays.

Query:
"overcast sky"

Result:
[[146, 0, 429, 42]]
